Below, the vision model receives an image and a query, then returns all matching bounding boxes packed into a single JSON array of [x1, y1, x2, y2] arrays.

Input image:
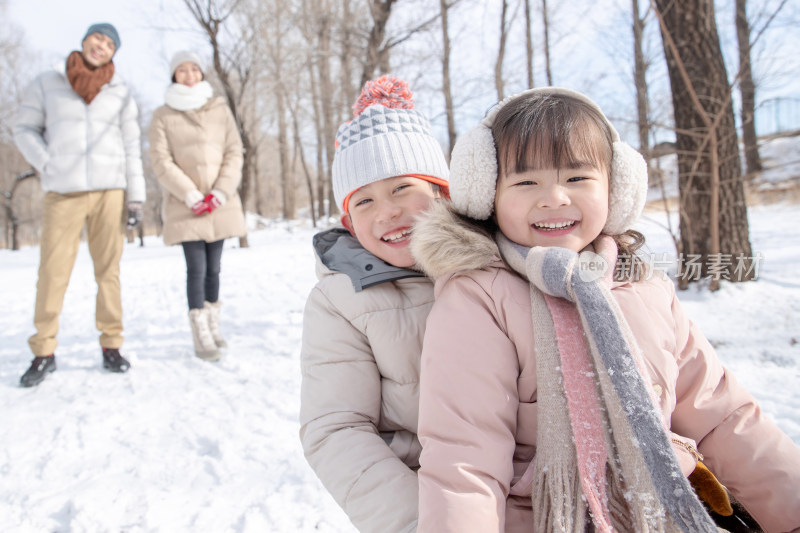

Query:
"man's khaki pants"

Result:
[[28, 190, 125, 356]]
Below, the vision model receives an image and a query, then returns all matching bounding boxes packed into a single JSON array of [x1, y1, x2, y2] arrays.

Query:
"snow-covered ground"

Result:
[[1, 200, 799, 532]]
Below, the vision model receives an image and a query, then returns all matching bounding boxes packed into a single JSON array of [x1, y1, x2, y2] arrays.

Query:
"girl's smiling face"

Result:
[[490, 91, 615, 251], [494, 165, 609, 252]]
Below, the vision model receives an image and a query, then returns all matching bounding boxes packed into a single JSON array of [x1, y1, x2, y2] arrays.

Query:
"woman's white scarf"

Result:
[[165, 81, 213, 111]]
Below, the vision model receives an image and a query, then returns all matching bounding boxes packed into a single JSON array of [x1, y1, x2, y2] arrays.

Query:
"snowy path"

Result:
[[1, 205, 799, 532], [1, 221, 356, 532]]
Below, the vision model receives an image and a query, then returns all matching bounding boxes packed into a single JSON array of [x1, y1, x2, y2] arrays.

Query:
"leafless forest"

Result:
[[1, 0, 798, 286]]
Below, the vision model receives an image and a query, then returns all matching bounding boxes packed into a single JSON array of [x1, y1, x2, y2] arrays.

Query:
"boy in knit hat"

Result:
[[299, 76, 448, 533]]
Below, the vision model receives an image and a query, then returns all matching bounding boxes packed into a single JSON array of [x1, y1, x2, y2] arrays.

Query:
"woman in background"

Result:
[[149, 50, 246, 362]]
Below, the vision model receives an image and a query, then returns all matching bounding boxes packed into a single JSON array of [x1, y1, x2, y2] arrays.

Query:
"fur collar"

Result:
[[410, 200, 500, 279]]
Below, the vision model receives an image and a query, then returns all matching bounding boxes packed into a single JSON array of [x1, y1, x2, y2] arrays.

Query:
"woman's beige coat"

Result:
[[411, 203, 800, 533], [300, 228, 432, 533], [149, 96, 246, 245]]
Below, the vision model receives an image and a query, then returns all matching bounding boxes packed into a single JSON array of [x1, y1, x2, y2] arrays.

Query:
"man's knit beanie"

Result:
[[83, 23, 121, 51], [332, 75, 450, 214]]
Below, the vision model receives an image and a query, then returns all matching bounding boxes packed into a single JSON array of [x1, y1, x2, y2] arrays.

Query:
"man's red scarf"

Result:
[[66, 50, 114, 104]]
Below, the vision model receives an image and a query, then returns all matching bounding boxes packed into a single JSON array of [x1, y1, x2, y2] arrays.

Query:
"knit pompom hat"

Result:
[[332, 75, 450, 213], [83, 23, 121, 51], [170, 50, 203, 77], [449, 87, 648, 235]]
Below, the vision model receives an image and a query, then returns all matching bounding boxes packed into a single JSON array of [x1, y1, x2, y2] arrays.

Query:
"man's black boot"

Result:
[[102, 348, 130, 373], [20, 355, 56, 387]]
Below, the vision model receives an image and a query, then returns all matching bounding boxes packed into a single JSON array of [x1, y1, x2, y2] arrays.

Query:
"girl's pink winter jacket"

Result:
[[411, 204, 800, 533]]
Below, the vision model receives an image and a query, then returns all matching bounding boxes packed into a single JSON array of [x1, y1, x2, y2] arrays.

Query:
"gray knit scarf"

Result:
[[496, 233, 716, 533]]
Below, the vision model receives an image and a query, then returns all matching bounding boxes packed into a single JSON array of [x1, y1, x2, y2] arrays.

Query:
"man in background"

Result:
[[13, 22, 146, 387]]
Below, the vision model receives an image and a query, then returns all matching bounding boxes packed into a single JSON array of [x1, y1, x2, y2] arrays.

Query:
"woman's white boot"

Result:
[[204, 300, 228, 348], [189, 308, 221, 361]]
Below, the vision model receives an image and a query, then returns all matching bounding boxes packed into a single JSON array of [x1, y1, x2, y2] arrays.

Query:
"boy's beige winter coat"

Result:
[[412, 203, 800, 533], [149, 96, 246, 245], [300, 248, 432, 533]]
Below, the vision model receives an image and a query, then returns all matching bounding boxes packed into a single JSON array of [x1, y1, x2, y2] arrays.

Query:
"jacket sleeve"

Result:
[[211, 106, 243, 198], [148, 110, 202, 205], [299, 285, 418, 533], [120, 91, 146, 203], [417, 273, 519, 533], [666, 282, 800, 533], [12, 76, 49, 174]]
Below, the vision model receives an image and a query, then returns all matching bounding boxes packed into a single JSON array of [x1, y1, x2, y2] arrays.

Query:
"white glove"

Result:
[[184, 189, 204, 209]]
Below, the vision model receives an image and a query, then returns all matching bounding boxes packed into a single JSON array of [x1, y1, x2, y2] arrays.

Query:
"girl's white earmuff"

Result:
[[448, 87, 648, 235]]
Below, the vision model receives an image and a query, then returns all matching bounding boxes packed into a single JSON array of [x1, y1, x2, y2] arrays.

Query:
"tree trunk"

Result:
[[542, 0, 553, 85], [361, 0, 396, 87], [736, 0, 762, 176], [524, 0, 534, 88], [340, 0, 358, 123], [632, 0, 650, 156], [440, 0, 456, 157], [276, 86, 294, 220], [495, 0, 509, 100], [291, 105, 317, 227], [654, 0, 754, 289], [318, 9, 337, 217], [5, 170, 37, 250]]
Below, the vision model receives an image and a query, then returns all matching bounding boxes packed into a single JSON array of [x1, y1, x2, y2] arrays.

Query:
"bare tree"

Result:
[[0, 9, 43, 249], [2, 170, 37, 250], [362, 0, 397, 87], [257, 0, 296, 220], [524, 0, 535, 88], [653, 0, 754, 290], [182, 0, 254, 246], [495, 0, 509, 100], [440, 0, 457, 156], [300, 0, 340, 219], [736, 0, 762, 176], [542, 0, 553, 85], [631, 0, 650, 156]]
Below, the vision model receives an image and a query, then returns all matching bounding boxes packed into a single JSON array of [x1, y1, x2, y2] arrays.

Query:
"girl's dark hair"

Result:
[[489, 91, 647, 282], [491, 92, 613, 178]]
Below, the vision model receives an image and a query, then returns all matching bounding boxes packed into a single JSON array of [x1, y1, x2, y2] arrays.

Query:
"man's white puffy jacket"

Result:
[[13, 62, 145, 202]]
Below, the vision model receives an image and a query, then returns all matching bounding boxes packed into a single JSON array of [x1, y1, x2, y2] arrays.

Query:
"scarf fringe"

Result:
[[531, 457, 586, 533]]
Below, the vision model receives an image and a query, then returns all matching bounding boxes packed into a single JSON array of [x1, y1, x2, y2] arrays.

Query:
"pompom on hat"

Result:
[[83, 23, 121, 51], [169, 50, 203, 77], [333, 75, 450, 214], [449, 87, 648, 235]]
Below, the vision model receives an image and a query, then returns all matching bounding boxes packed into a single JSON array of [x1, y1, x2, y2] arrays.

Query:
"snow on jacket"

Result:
[[149, 95, 246, 246], [300, 227, 433, 533], [411, 202, 800, 533], [12, 61, 145, 203]]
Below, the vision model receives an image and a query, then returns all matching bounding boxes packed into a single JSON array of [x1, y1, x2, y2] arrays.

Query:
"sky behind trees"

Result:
[[9, 0, 799, 146]]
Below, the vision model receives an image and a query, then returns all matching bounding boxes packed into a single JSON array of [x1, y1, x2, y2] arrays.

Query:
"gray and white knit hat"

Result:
[[333, 76, 449, 213], [449, 87, 648, 235], [170, 50, 203, 77]]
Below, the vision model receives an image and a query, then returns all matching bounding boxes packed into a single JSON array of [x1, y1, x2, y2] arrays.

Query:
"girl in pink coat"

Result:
[[411, 88, 800, 533]]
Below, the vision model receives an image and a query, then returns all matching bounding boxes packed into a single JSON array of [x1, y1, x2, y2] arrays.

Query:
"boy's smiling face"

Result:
[[342, 176, 439, 268]]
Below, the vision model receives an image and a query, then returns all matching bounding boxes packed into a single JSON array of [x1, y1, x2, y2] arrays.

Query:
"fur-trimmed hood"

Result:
[[411, 200, 501, 279]]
